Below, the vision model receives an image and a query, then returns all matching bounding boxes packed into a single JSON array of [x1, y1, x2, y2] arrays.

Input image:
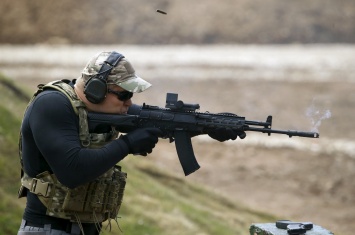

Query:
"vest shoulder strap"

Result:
[[42, 80, 85, 115], [42, 80, 90, 144]]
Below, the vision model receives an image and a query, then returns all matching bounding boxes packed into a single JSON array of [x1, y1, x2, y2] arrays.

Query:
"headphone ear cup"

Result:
[[83, 51, 124, 104], [84, 77, 107, 104]]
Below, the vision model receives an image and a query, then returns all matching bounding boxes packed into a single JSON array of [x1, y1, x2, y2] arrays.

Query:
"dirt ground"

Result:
[[2, 45, 355, 235], [151, 140, 355, 234], [142, 79, 355, 235]]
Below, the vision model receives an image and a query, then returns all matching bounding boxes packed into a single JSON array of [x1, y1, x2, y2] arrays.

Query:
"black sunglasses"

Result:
[[107, 89, 133, 101]]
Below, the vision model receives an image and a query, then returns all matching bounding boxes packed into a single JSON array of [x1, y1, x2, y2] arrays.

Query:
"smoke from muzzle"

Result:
[[306, 98, 331, 133]]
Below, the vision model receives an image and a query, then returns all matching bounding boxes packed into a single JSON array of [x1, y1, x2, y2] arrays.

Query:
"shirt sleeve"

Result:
[[27, 91, 129, 188]]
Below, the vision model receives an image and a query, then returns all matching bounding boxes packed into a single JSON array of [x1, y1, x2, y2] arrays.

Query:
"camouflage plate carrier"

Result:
[[18, 80, 127, 231]]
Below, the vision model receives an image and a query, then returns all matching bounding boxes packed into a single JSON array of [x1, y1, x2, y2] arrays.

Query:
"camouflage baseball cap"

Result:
[[82, 51, 151, 93]]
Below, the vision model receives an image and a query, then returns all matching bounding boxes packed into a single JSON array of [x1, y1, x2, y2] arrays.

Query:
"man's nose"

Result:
[[125, 99, 132, 106]]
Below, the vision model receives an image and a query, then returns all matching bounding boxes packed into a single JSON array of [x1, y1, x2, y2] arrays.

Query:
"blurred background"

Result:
[[0, 0, 354, 234], [1, 0, 355, 44]]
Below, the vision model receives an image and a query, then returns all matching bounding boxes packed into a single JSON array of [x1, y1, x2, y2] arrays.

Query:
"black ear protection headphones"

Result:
[[84, 51, 124, 104]]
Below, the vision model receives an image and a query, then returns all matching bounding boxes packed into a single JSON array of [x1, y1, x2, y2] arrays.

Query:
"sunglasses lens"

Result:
[[119, 91, 133, 101], [108, 89, 133, 101]]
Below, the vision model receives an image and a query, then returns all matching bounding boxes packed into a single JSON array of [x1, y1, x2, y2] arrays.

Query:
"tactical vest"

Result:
[[18, 80, 127, 227]]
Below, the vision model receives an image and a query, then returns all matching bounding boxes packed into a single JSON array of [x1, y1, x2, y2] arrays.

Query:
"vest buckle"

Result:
[[30, 178, 51, 197]]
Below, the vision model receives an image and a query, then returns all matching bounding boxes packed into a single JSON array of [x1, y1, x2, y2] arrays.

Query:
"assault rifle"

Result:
[[88, 93, 319, 176]]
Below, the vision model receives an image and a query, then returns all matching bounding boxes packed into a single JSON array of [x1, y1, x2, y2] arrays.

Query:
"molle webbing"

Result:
[[21, 166, 127, 223]]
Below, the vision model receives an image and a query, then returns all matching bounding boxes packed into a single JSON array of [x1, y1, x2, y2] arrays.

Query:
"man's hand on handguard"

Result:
[[121, 127, 163, 156], [207, 127, 246, 142]]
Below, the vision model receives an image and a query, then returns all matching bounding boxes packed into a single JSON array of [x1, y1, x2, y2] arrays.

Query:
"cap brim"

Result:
[[112, 76, 152, 93]]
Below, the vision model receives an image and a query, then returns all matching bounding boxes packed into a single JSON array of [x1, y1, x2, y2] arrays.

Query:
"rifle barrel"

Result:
[[246, 127, 319, 138]]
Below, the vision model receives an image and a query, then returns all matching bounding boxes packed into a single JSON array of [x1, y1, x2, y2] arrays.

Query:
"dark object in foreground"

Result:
[[88, 93, 319, 176], [276, 220, 313, 235], [250, 221, 333, 235]]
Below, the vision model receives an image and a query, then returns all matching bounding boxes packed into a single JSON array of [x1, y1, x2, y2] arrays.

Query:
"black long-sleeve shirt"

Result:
[[21, 88, 129, 225]]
